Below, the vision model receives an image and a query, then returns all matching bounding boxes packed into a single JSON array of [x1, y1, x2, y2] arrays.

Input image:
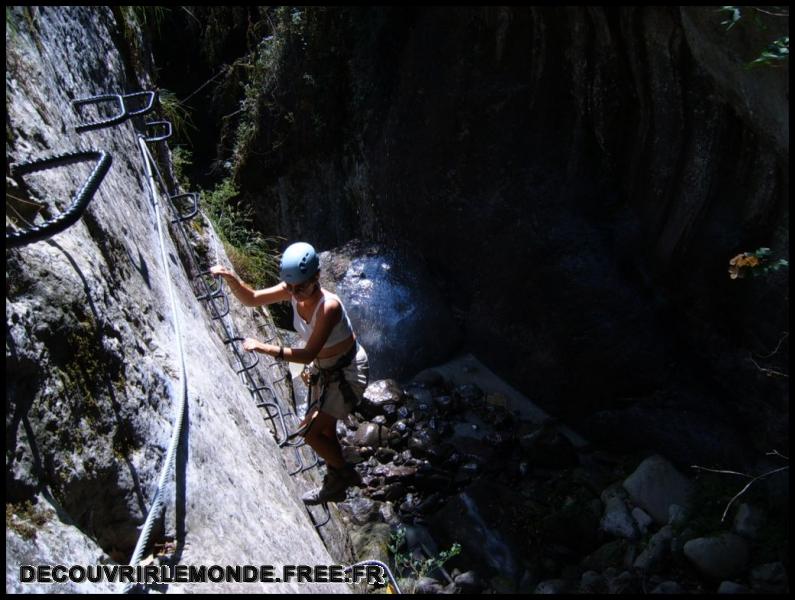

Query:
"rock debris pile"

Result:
[[334, 373, 788, 594]]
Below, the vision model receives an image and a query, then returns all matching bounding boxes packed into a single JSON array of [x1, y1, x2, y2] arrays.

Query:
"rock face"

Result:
[[148, 6, 788, 468], [6, 7, 351, 593], [319, 239, 463, 380]]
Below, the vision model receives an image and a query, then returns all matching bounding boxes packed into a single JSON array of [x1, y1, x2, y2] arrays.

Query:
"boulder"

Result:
[[453, 570, 483, 594], [600, 484, 640, 540], [361, 379, 403, 419], [717, 581, 751, 593], [650, 581, 684, 593], [579, 571, 607, 594], [607, 570, 641, 594], [535, 579, 570, 594], [634, 525, 673, 572], [339, 496, 382, 526], [351, 522, 393, 566], [351, 422, 390, 447], [632, 507, 654, 536], [623, 455, 693, 524], [683, 533, 749, 580]]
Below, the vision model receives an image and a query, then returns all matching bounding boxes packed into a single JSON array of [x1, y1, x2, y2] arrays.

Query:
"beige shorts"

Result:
[[307, 343, 369, 419]]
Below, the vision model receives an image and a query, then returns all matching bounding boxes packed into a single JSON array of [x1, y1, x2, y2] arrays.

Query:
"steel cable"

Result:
[[123, 137, 190, 593]]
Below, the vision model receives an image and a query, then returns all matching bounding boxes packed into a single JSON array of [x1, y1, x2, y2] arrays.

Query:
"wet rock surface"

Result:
[[338, 375, 790, 594], [319, 240, 463, 380]]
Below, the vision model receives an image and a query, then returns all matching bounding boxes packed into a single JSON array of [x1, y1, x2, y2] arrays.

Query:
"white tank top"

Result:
[[291, 290, 354, 348]]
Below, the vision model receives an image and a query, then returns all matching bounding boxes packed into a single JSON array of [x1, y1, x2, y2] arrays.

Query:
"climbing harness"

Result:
[[6, 151, 112, 248], [285, 342, 359, 443]]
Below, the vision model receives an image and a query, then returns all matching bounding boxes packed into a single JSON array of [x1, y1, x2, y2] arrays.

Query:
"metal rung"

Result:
[[250, 385, 277, 401], [169, 192, 199, 223], [73, 94, 126, 132], [250, 386, 290, 441], [223, 337, 260, 373], [144, 120, 172, 142], [195, 272, 223, 300], [248, 383, 274, 394], [296, 448, 321, 473], [73, 91, 158, 133], [207, 293, 230, 320], [256, 401, 281, 422], [310, 504, 332, 529], [123, 91, 157, 117], [288, 459, 305, 476], [265, 364, 289, 385], [288, 445, 321, 476], [235, 353, 259, 374], [7, 151, 112, 248]]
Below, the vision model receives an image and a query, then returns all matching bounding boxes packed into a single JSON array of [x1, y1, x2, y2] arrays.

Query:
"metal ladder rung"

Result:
[[309, 504, 332, 529], [73, 91, 158, 132], [123, 91, 157, 117], [195, 273, 223, 299], [248, 383, 276, 398], [207, 294, 230, 320], [73, 94, 126, 132], [169, 192, 199, 223], [222, 339, 259, 373], [143, 120, 172, 142]]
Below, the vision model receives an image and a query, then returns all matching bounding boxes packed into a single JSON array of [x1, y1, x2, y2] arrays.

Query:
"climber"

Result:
[[210, 242, 369, 505]]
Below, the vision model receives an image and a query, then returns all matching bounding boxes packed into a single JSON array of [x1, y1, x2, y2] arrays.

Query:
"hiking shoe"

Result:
[[302, 469, 348, 505], [338, 464, 362, 487], [302, 485, 347, 505]]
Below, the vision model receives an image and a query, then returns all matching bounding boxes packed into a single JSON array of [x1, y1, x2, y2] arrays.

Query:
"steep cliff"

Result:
[[152, 6, 788, 469], [6, 7, 353, 593]]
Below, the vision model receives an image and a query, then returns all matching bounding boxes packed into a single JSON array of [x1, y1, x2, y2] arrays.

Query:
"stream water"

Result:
[[460, 492, 520, 582]]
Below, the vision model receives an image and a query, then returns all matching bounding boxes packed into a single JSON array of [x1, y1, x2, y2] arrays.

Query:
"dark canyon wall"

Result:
[[155, 7, 789, 469]]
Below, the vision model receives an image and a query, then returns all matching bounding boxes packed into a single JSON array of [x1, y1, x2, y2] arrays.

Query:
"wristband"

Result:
[[277, 346, 284, 360]]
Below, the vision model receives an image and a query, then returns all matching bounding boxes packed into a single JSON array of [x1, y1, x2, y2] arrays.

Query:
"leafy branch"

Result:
[[717, 6, 789, 68], [389, 527, 462, 593], [748, 36, 789, 68], [691, 450, 789, 522], [728, 247, 788, 279]]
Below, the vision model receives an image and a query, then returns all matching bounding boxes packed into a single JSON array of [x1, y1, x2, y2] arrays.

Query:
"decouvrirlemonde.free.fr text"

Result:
[[20, 564, 386, 585]]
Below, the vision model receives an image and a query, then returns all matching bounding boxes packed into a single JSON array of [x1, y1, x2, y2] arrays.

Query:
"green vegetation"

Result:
[[718, 6, 789, 68], [225, 7, 337, 176], [389, 526, 461, 593], [6, 6, 43, 53], [201, 178, 281, 288], [6, 7, 18, 37], [158, 89, 196, 144], [118, 6, 169, 45], [748, 36, 789, 68], [230, 13, 290, 174], [170, 146, 193, 192], [6, 500, 49, 541]]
